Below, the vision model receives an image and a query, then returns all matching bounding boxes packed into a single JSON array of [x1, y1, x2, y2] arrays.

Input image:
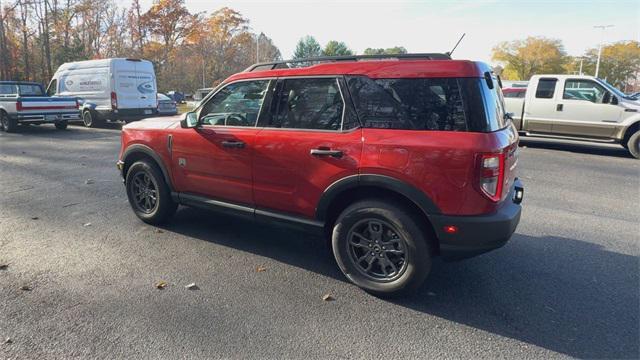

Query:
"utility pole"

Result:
[[594, 25, 614, 78], [256, 32, 264, 63]]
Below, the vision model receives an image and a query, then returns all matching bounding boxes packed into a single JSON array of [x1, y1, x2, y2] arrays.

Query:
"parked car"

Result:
[[117, 54, 524, 295], [47, 58, 158, 128], [0, 81, 80, 132], [167, 91, 185, 104], [504, 74, 640, 158], [502, 87, 527, 98], [157, 93, 178, 115]]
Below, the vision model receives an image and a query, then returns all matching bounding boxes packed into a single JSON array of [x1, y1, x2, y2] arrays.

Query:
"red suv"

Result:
[[117, 54, 524, 295]]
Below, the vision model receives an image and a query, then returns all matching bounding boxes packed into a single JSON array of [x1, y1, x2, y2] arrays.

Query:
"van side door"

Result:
[[551, 78, 622, 138], [522, 77, 558, 133]]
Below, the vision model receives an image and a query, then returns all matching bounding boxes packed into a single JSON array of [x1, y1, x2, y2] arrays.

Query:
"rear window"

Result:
[[18, 84, 44, 96], [346, 76, 506, 132]]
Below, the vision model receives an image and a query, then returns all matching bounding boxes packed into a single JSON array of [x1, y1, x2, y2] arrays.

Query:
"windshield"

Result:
[[597, 79, 631, 100]]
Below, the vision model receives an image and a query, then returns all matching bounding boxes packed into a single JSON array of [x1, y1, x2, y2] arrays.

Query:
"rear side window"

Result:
[[535, 78, 557, 99], [269, 78, 344, 130], [0, 84, 17, 96], [346, 76, 505, 132]]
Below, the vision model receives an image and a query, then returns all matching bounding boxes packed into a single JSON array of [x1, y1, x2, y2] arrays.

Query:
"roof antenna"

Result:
[[446, 33, 466, 57]]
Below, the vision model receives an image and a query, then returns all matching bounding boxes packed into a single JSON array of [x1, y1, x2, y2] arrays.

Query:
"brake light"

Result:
[[479, 152, 505, 202], [111, 92, 118, 110], [16, 101, 23, 111]]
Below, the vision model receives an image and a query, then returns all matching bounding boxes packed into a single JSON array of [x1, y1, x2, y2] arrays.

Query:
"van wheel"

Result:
[[82, 110, 102, 128], [627, 131, 640, 159], [331, 200, 431, 296], [54, 121, 68, 130], [125, 160, 178, 225], [1, 111, 18, 133]]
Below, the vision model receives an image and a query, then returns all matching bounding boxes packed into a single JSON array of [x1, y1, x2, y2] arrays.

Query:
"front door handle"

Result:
[[310, 148, 343, 158], [556, 104, 563, 111], [221, 141, 245, 149]]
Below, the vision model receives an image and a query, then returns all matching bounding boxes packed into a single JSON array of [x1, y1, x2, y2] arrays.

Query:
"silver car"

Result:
[[157, 93, 178, 116]]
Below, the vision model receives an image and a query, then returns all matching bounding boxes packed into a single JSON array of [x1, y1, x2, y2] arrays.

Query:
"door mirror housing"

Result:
[[610, 95, 619, 105], [181, 111, 198, 128]]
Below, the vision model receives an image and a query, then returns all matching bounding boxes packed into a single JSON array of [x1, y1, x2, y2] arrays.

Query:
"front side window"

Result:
[[199, 80, 269, 127], [563, 79, 607, 103], [535, 78, 557, 99], [270, 78, 344, 130], [18, 84, 44, 96]]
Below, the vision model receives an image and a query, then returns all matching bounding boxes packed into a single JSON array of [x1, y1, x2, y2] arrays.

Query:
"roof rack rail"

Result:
[[244, 53, 452, 72]]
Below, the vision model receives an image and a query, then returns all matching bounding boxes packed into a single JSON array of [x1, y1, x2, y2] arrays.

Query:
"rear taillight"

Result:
[[16, 101, 23, 111], [111, 92, 118, 110], [479, 152, 505, 202]]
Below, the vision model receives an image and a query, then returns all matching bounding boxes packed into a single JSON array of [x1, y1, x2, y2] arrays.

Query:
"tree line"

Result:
[[0, 0, 281, 92], [492, 37, 640, 91]]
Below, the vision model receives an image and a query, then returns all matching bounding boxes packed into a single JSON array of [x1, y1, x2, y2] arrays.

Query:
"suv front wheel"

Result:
[[332, 200, 432, 296], [125, 160, 178, 225]]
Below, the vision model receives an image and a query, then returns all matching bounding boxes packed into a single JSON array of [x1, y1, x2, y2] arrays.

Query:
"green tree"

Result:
[[363, 46, 407, 55], [492, 37, 567, 80], [293, 35, 321, 59], [322, 40, 353, 56], [581, 41, 640, 89]]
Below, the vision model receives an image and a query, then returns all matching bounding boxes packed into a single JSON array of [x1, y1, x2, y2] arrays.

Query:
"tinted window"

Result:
[[0, 84, 16, 96], [535, 78, 557, 99], [504, 90, 525, 98], [199, 80, 269, 127], [563, 79, 607, 103], [270, 78, 343, 130], [347, 76, 504, 132], [18, 84, 44, 96]]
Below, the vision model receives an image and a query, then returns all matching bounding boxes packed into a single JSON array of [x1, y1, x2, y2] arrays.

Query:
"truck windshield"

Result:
[[18, 84, 44, 96]]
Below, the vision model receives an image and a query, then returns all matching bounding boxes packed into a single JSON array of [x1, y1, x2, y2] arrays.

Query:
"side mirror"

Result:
[[181, 111, 198, 128], [611, 96, 619, 105]]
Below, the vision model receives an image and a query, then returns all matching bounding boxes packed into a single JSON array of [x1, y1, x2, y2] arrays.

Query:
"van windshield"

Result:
[[346, 76, 507, 132]]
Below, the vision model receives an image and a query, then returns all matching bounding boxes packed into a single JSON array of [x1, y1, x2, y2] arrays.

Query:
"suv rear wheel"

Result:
[[627, 131, 640, 159], [0, 111, 17, 133], [331, 200, 431, 296], [125, 160, 178, 225]]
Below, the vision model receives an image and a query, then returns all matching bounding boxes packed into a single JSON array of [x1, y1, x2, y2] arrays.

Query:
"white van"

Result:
[[47, 58, 158, 127]]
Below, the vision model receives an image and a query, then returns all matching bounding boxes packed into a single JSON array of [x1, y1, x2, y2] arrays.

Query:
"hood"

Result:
[[620, 97, 640, 111], [123, 115, 181, 130]]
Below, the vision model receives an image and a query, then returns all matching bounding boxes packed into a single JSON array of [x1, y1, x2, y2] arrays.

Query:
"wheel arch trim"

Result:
[[122, 144, 174, 190], [315, 174, 441, 221]]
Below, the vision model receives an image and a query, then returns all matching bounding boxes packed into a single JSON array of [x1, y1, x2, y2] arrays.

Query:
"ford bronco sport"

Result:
[[117, 54, 524, 295]]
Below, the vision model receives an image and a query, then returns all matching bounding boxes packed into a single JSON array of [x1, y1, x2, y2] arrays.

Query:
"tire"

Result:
[[125, 160, 177, 225], [627, 131, 640, 159], [1, 111, 18, 133], [331, 199, 432, 296], [54, 120, 68, 130], [82, 110, 102, 128]]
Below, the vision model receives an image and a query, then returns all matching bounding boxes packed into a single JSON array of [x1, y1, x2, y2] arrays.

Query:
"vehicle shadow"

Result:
[[520, 137, 633, 159], [164, 207, 639, 359]]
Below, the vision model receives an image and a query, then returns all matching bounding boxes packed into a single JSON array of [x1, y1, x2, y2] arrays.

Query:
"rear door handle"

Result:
[[221, 141, 245, 149], [310, 148, 343, 158], [556, 104, 563, 111]]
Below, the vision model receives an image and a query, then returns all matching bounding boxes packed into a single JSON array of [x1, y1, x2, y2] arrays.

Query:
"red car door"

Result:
[[171, 79, 273, 206], [253, 77, 362, 219]]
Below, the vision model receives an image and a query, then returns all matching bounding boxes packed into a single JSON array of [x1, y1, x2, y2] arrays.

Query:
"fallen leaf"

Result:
[[155, 281, 167, 289], [154, 229, 164, 234], [256, 265, 267, 272], [83, 222, 92, 227], [31, 217, 39, 220], [19, 285, 32, 291], [85, 179, 95, 185], [185, 283, 199, 290], [4, 338, 12, 344], [0, 264, 7, 270], [322, 294, 335, 302]]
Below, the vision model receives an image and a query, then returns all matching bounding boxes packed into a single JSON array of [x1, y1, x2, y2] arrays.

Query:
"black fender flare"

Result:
[[315, 174, 441, 221], [122, 144, 174, 189]]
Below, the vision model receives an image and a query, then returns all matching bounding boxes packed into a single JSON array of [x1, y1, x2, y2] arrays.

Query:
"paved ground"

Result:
[[1, 124, 638, 359]]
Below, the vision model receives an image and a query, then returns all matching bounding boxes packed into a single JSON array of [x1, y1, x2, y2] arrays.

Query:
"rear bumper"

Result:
[[13, 112, 81, 123], [431, 179, 524, 261]]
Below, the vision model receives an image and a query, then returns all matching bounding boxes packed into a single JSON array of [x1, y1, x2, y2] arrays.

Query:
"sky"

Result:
[[118, 0, 640, 64]]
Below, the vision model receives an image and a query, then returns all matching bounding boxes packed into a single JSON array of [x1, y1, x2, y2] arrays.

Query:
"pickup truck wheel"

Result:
[[54, 120, 68, 130], [331, 200, 431, 296], [627, 131, 640, 159], [125, 160, 177, 225], [1, 112, 18, 133]]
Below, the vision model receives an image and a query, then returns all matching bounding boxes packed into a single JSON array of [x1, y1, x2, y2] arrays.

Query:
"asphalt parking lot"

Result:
[[1, 124, 638, 359]]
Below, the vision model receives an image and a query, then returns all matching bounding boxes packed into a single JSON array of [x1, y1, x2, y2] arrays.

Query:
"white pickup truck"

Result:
[[504, 74, 640, 159], [0, 81, 80, 133]]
